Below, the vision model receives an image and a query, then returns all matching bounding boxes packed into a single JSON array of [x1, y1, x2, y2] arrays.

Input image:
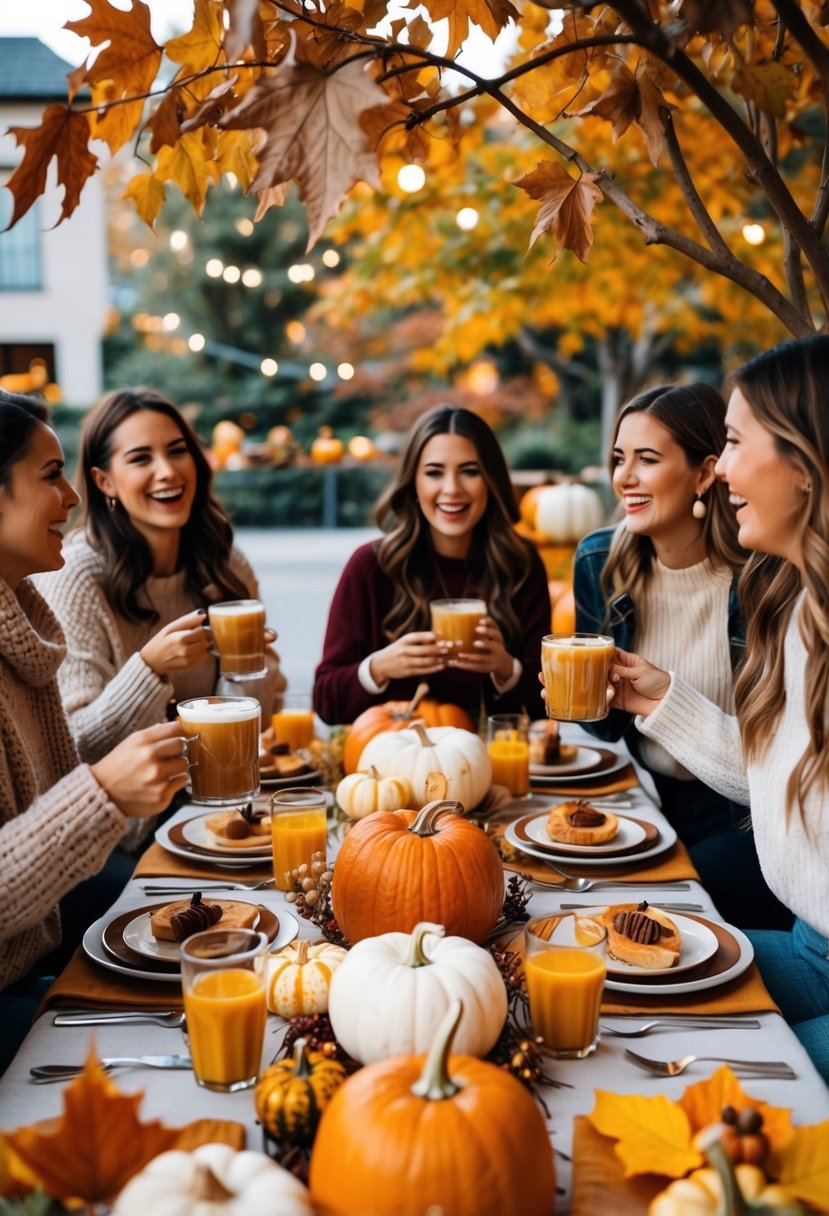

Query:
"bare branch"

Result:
[[662, 110, 731, 257]]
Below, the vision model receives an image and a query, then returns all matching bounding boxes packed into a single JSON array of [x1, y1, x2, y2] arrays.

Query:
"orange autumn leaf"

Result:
[[420, 0, 519, 59], [3, 105, 98, 230], [768, 1122, 829, 1210], [678, 1065, 795, 1151], [514, 160, 603, 263], [123, 171, 166, 229], [7, 1055, 178, 1204], [165, 0, 226, 74], [590, 1090, 703, 1178], [578, 63, 671, 166]]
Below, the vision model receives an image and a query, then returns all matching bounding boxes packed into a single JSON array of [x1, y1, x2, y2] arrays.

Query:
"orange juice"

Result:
[[430, 599, 487, 654], [542, 633, 615, 721], [271, 808, 327, 890], [271, 709, 315, 750], [488, 738, 529, 796], [525, 948, 606, 1056], [183, 967, 266, 1089]]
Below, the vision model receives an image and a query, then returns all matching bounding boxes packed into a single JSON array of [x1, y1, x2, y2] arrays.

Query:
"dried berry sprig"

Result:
[[283, 853, 349, 947], [501, 873, 532, 925], [487, 944, 570, 1108]]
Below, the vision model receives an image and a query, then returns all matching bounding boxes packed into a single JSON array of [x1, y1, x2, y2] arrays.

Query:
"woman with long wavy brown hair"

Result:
[[611, 336, 829, 1081], [314, 405, 551, 724], [36, 387, 285, 766]]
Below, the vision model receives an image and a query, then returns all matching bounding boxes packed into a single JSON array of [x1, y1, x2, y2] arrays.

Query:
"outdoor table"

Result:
[[1, 732, 828, 1214]]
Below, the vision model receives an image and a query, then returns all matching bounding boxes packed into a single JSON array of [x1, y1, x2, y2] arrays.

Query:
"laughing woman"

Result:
[[314, 405, 551, 725], [611, 336, 829, 1080], [0, 390, 189, 1070], [572, 383, 790, 930], [36, 387, 285, 770]]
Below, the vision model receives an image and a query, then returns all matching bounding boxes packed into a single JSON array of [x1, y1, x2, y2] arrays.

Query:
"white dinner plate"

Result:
[[504, 815, 676, 867], [530, 752, 630, 785], [529, 747, 603, 777], [121, 907, 262, 962], [593, 908, 720, 977], [83, 906, 299, 983], [180, 812, 271, 856], [603, 916, 754, 996], [260, 768, 323, 789], [521, 812, 648, 856], [155, 816, 267, 869]]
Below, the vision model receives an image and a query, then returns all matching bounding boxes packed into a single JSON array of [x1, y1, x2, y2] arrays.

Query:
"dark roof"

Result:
[[0, 38, 77, 102]]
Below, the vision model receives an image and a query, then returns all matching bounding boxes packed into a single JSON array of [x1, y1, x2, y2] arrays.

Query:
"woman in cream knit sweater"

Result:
[[0, 390, 189, 1070], [611, 336, 829, 1082]]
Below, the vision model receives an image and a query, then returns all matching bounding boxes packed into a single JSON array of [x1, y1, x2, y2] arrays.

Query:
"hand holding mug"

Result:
[[448, 617, 513, 682], [369, 632, 447, 683], [609, 648, 671, 716], [140, 609, 211, 676], [90, 720, 190, 816]]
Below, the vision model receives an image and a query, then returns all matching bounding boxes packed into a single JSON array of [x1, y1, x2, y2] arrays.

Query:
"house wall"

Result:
[[0, 100, 108, 407]]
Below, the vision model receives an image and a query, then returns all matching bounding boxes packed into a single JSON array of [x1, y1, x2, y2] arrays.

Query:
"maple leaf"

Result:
[[147, 86, 186, 153], [514, 160, 603, 263], [733, 59, 798, 119], [578, 64, 670, 166], [219, 57, 392, 249], [155, 130, 220, 215], [420, 0, 519, 60], [589, 1090, 703, 1179], [678, 1065, 794, 1151], [254, 182, 291, 220], [3, 105, 98, 230], [166, 0, 225, 74], [770, 1121, 829, 1210], [211, 129, 260, 192], [123, 171, 166, 229], [7, 1056, 178, 1204]]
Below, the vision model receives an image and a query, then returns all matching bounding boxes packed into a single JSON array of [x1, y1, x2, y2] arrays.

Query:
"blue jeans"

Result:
[[748, 918, 829, 1085]]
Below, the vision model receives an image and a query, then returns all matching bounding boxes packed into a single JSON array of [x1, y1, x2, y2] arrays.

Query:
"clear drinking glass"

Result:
[[270, 786, 328, 892], [541, 633, 615, 722], [208, 598, 267, 680], [271, 690, 315, 750], [177, 695, 261, 805], [429, 598, 487, 655], [487, 713, 530, 797], [524, 913, 607, 1058]]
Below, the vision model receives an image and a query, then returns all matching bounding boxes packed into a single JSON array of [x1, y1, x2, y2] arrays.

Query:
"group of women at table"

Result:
[[1, 334, 828, 1083]]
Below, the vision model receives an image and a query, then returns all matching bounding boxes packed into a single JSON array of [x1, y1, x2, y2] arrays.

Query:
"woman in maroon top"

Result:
[[314, 405, 551, 724]]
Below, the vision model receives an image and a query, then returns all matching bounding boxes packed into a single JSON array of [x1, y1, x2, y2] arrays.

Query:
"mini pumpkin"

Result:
[[335, 765, 411, 819], [309, 1001, 555, 1216], [265, 938, 347, 1016], [342, 688, 475, 774], [358, 722, 492, 810], [112, 1142, 313, 1215], [327, 921, 507, 1063], [255, 1038, 347, 1146], [331, 800, 504, 944]]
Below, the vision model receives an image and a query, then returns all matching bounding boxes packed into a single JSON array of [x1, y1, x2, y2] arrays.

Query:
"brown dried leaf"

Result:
[[254, 182, 291, 220], [636, 71, 671, 166], [147, 86, 186, 153], [4, 105, 98, 230], [179, 79, 239, 136], [220, 57, 391, 248], [515, 160, 603, 263], [677, 0, 755, 39], [421, 0, 519, 60], [733, 59, 798, 119], [579, 64, 670, 166], [224, 0, 266, 62]]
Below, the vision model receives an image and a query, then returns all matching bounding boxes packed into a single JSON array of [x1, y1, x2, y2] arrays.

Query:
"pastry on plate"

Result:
[[598, 901, 681, 969], [150, 892, 258, 942], [205, 805, 270, 847], [546, 800, 619, 845], [528, 721, 579, 766]]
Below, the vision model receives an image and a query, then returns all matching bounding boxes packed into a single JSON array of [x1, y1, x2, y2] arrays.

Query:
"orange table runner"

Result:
[[39, 946, 183, 1012], [134, 842, 274, 882]]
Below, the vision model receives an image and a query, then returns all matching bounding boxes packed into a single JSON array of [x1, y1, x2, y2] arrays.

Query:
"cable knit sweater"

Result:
[[0, 577, 126, 990], [34, 533, 284, 763], [637, 591, 829, 938]]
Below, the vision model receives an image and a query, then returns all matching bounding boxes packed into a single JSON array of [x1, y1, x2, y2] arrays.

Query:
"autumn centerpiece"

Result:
[[341, 684, 475, 775]]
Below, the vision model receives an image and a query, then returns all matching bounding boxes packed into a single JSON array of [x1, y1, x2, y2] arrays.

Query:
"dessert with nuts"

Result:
[[149, 892, 258, 942], [546, 799, 619, 845], [205, 803, 270, 847], [598, 901, 681, 969]]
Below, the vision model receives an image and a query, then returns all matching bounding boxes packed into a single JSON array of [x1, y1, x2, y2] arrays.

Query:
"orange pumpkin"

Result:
[[309, 1002, 555, 1216], [343, 693, 476, 774], [518, 482, 556, 529], [331, 801, 504, 945], [551, 585, 576, 633], [310, 426, 345, 465], [537, 542, 576, 581]]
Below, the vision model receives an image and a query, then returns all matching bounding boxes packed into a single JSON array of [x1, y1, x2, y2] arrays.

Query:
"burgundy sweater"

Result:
[[313, 540, 551, 725]]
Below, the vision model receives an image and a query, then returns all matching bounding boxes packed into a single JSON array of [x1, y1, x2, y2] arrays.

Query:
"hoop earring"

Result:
[[691, 494, 707, 520]]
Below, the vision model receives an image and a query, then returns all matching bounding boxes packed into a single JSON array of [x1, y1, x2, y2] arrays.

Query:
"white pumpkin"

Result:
[[358, 722, 492, 810], [265, 938, 347, 1016], [535, 482, 605, 543], [327, 921, 507, 1064], [112, 1142, 313, 1216], [335, 765, 411, 819]]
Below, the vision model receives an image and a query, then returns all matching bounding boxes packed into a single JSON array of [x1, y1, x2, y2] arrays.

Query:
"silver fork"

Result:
[[140, 879, 273, 894], [531, 863, 691, 894], [624, 1049, 796, 1078], [601, 1017, 761, 1038]]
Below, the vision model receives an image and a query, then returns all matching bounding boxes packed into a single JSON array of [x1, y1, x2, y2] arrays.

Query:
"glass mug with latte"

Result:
[[207, 599, 268, 681], [177, 695, 261, 805]]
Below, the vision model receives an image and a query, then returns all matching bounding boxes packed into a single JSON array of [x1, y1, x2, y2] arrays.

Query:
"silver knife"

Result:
[[30, 1054, 192, 1081], [559, 902, 705, 911]]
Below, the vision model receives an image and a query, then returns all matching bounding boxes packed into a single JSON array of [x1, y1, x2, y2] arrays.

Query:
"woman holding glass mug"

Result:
[[609, 337, 829, 1080], [0, 389, 190, 1071], [36, 387, 286, 774], [314, 405, 551, 725]]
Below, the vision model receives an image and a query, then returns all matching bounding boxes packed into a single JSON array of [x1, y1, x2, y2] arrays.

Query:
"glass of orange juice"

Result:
[[270, 786, 328, 892], [541, 633, 615, 722], [180, 927, 268, 1091], [271, 691, 315, 750], [487, 714, 530, 797], [524, 913, 607, 1058]]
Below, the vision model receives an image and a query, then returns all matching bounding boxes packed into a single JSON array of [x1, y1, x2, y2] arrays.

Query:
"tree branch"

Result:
[[662, 110, 731, 257]]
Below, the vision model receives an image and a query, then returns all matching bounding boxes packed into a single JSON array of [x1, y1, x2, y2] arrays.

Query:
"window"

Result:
[[0, 184, 42, 290]]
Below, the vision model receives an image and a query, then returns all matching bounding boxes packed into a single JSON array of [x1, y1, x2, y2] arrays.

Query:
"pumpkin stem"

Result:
[[410, 999, 462, 1101], [409, 721, 433, 747], [295, 939, 310, 966], [406, 922, 445, 967], [409, 800, 464, 836], [404, 682, 430, 716], [192, 1164, 235, 1203], [698, 1124, 752, 1216], [292, 1036, 312, 1080]]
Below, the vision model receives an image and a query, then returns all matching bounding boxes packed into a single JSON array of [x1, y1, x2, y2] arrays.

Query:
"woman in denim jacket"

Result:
[[574, 383, 790, 929]]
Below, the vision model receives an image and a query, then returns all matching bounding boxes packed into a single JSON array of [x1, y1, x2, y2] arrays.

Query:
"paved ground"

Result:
[[236, 527, 379, 696]]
